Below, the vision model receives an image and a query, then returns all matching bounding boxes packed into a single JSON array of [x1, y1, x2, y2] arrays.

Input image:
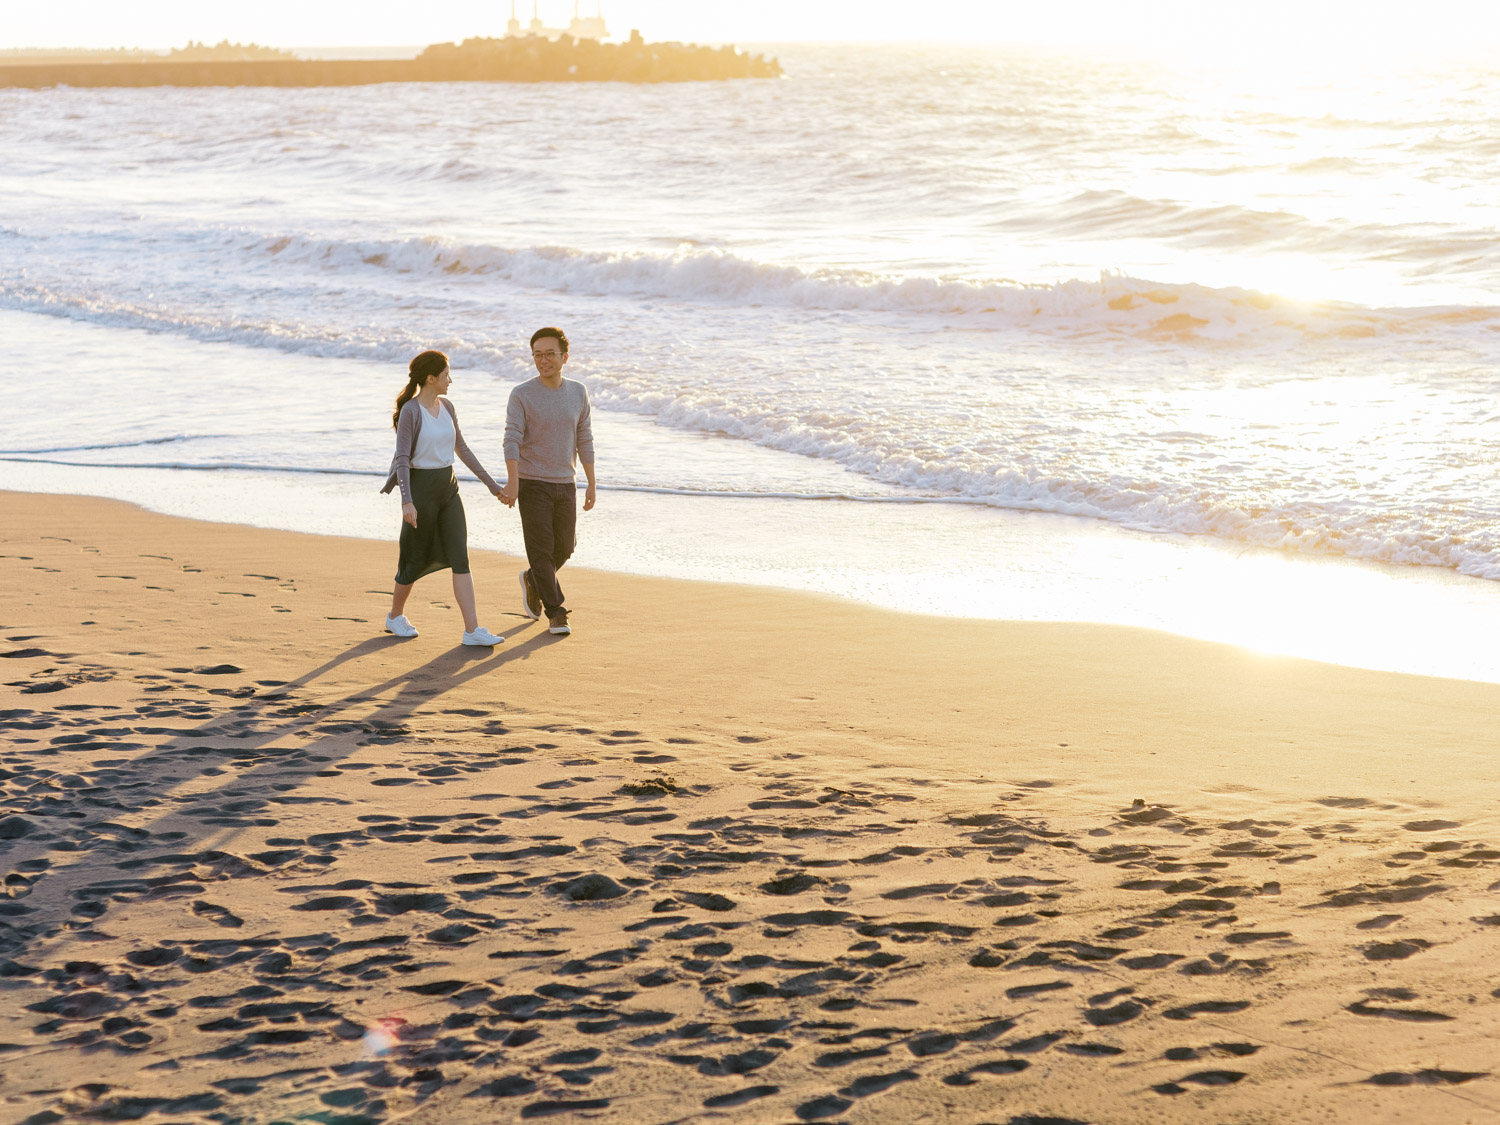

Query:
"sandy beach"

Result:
[[3, 490, 1500, 1124]]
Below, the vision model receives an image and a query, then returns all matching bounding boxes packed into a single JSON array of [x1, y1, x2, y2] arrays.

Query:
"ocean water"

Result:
[[4, 44, 1500, 676]]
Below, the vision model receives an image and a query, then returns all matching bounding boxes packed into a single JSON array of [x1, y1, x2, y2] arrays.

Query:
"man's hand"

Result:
[[498, 480, 518, 508], [401, 503, 418, 528], [583, 483, 596, 512]]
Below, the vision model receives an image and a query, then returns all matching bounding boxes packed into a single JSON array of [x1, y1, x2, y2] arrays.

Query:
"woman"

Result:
[[380, 350, 504, 646]]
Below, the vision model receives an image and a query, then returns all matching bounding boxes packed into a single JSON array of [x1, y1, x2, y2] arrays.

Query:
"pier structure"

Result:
[[568, 3, 610, 42], [0, 30, 781, 87], [503, 1, 608, 42]]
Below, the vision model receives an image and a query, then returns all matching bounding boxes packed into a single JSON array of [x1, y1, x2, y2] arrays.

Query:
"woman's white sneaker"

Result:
[[461, 626, 504, 647], [384, 614, 418, 638]]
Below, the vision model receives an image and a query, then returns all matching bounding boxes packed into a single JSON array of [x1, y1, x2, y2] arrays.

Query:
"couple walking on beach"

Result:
[[379, 327, 596, 646]]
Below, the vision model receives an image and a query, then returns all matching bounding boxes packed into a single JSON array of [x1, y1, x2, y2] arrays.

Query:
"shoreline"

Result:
[[7, 305, 1500, 688], [5, 491, 1499, 810], [3, 492, 1500, 1122], [9, 450, 1500, 686]]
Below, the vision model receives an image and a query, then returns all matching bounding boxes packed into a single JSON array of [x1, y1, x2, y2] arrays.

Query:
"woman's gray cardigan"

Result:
[[381, 398, 503, 505]]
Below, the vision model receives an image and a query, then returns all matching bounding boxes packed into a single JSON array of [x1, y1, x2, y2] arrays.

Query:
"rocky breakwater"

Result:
[[0, 31, 781, 88]]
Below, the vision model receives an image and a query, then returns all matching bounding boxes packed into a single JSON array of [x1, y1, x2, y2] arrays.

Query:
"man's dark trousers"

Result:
[[518, 479, 577, 615]]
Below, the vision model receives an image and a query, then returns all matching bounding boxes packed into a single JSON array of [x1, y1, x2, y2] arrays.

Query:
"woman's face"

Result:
[[430, 366, 452, 395]]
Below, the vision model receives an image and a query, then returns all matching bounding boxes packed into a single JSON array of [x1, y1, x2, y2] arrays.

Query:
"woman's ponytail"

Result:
[[391, 376, 419, 430], [393, 349, 449, 429]]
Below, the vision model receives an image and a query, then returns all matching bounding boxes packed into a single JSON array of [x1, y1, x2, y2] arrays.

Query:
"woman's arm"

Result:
[[393, 402, 418, 505], [445, 401, 502, 495]]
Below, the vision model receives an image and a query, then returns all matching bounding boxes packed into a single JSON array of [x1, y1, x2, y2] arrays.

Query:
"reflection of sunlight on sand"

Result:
[[1080, 539, 1482, 674], [361, 1019, 403, 1058]]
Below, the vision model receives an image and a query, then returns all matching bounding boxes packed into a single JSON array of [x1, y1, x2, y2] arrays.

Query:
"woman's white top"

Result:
[[410, 400, 456, 469]]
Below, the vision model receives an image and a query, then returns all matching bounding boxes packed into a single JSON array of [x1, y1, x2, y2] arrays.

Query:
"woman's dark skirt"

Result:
[[395, 467, 470, 585]]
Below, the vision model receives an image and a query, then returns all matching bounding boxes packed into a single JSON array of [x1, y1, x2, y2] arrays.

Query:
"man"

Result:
[[499, 327, 596, 636]]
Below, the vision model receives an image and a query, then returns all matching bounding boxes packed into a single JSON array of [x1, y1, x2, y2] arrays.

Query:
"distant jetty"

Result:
[[0, 32, 781, 88]]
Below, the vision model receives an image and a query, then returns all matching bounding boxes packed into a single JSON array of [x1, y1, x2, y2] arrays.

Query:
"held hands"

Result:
[[491, 480, 592, 509], [401, 503, 418, 528]]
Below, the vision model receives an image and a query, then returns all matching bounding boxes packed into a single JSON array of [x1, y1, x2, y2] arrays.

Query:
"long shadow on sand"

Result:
[[0, 625, 566, 963]]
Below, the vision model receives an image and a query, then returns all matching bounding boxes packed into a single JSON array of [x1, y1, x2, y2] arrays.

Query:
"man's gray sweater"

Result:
[[503, 376, 595, 483]]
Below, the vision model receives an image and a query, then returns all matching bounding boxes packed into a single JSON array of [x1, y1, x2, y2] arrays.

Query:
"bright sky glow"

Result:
[[7, 0, 1500, 59]]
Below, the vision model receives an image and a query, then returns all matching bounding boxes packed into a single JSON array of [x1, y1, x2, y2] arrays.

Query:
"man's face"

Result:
[[532, 339, 567, 377]]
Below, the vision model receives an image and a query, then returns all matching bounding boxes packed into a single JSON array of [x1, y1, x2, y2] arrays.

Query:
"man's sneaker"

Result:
[[547, 610, 571, 636], [519, 569, 541, 620], [461, 626, 504, 647], [384, 614, 418, 638]]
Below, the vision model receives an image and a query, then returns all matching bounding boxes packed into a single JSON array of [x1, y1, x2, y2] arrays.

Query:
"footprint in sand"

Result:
[[517, 1097, 611, 1116], [788, 1094, 849, 1119], [1346, 998, 1453, 1021], [1153, 1070, 1247, 1094], [1063, 1042, 1125, 1057], [834, 1069, 919, 1098], [191, 901, 244, 928], [555, 874, 629, 901], [1006, 981, 1072, 1000], [1224, 931, 1291, 945], [760, 872, 823, 895], [1165, 1042, 1261, 1060], [1162, 1000, 1251, 1021], [1362, 939, 1432, 961], [702, 1084, 778, 1107], [469, 1075, 539, 1098], [1119, 952, 1182, 970], [942, 1058, 1030, 1086], [1007, 1032, 1067, 1054], [1365, 1068, 1487, 1086], [1085, 1000, 1145, 1027]]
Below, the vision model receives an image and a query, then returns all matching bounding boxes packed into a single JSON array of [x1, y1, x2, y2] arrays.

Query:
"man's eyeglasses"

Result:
[[532, 351, 563, 360]]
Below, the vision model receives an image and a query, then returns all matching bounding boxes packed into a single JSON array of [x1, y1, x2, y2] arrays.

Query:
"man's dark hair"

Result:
[[530, 326, 569, 355]]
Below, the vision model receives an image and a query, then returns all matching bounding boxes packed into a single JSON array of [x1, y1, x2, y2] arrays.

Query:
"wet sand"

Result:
[[3, 491, 1499, 1124]]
